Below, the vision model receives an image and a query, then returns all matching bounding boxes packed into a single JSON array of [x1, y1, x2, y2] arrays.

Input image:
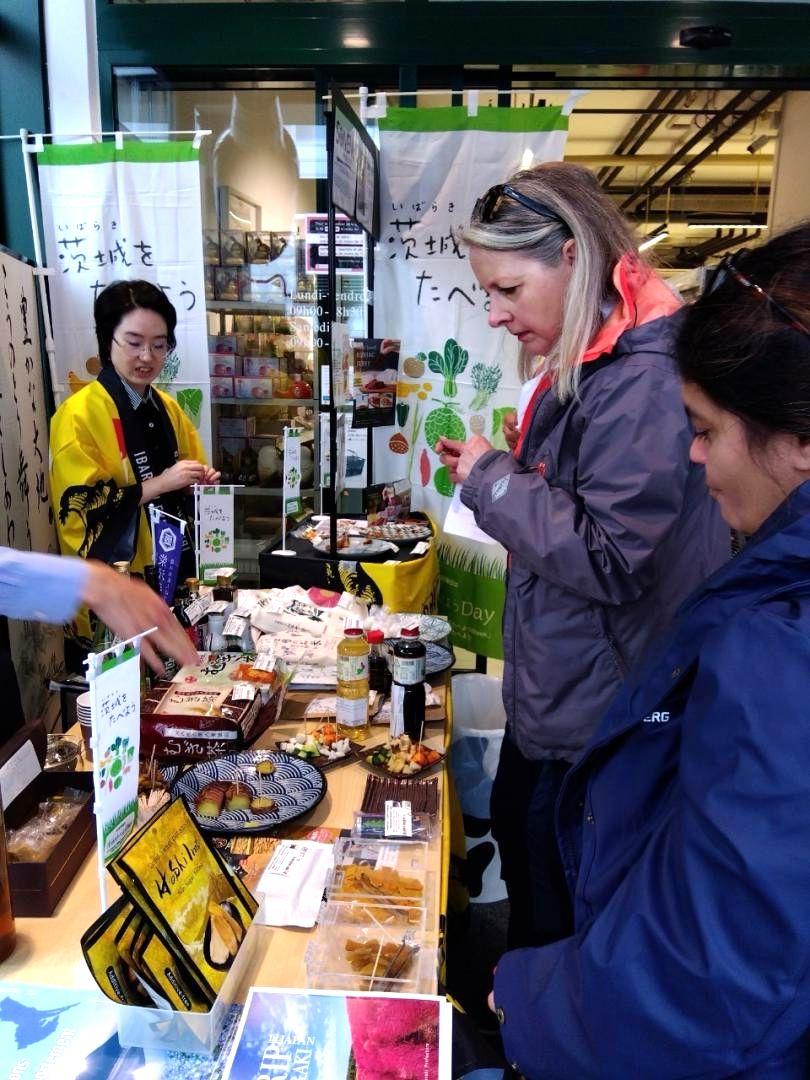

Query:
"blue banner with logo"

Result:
[[153, 515, 184, 603]]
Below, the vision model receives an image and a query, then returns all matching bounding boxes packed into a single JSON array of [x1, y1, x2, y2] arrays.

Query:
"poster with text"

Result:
[[87, 645, 141, 862], [0, 248, 63, 722], [197, 485, 235, 582], [375, 106, 568, 657], [37, 141, 212, 456]]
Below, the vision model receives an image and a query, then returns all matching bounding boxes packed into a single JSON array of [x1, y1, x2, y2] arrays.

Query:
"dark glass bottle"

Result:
[[366, 629, 391, 695], [143, 563, 160, 595], [390, 626, 426, 743]]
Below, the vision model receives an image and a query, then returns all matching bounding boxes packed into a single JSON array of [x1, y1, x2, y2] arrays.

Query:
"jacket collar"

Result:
[[584, 481, 810, 753]]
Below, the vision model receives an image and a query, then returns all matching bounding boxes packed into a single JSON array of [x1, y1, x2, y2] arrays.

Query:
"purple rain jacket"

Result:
[[460, 313, 729, 761]]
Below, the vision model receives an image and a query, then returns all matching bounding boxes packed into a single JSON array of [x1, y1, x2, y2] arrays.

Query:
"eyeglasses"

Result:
[[474, 183, 568, 230], [704, 251, 809, 337], [112, 336, 171, 359]]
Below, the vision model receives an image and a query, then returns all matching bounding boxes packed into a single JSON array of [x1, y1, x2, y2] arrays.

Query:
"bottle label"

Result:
[[392, 655, 424, 686], [336, 694, 368, 729], [389, 683, 405, 738], [337, 655, 369, 682]]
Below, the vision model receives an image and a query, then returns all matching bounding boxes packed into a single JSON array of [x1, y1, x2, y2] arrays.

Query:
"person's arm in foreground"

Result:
[[492, 611, 810, 1078], [0, 547, 197, 676]]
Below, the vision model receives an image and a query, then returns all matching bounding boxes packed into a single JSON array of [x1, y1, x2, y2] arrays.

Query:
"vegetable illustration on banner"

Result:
[[196, 485, 235, 583], [282, 428, 302, 514], [86, 645, 141, 865], [375, 105, 569, 658]]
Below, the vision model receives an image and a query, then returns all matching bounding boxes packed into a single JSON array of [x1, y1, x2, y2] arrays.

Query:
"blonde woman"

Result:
[[437, 163, 729, 951]]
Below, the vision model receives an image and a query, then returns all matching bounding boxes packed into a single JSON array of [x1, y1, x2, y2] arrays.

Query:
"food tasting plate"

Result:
[[311, 538, 393, 558], [273, 737, 363, 772], [362, 523, 432, 542], [172, 750, 326, 834], [360, 740, 446, 779]]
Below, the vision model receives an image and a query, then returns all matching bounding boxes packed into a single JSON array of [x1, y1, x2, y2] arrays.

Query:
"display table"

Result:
[[259, 520, 439, 613], [2, 687, 450, 998]]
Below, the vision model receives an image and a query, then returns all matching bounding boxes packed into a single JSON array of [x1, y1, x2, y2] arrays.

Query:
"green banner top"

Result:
[[378, 105, 569, 134], [37, 141, 200, 166]]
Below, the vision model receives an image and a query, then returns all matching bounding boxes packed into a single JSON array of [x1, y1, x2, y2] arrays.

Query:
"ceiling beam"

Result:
[[597, 89, 670, 186], [622, 90, 782, 213], [572, 154, 774, 168]]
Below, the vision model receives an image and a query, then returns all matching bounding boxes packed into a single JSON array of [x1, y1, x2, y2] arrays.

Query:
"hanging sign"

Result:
[[196, 484, 236, 583], [330, 87, 380, 239], [282, 428, 302, 515], [85, 640, 142, 908], [150, 506, 185, 603], [36, 141, 212, 456], [375, 106, 569, 658]]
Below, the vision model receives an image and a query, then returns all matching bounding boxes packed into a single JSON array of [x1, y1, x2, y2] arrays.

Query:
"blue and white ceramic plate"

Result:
[[172, 750, 326, 835], [382, 639, 455, 676]]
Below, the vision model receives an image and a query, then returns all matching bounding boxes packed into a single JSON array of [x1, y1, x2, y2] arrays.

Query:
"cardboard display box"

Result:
[[140, 679, 286, 764]]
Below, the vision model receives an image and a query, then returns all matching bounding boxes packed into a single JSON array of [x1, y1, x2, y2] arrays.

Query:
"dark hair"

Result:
[[94, 280, 177, 367], [676, 222, 810, 446]]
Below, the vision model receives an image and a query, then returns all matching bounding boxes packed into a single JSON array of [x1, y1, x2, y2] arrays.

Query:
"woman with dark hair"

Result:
[[436, 162, 728, 950], [489, 221, 810, 1078], [50, 280, 218, 646]]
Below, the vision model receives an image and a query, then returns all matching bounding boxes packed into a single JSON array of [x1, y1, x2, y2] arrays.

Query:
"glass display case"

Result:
[[116, 80, 370, 581]]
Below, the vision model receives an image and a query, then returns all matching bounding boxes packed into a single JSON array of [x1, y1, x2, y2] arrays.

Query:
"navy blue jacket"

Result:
[[493, 482, 810, 1078]]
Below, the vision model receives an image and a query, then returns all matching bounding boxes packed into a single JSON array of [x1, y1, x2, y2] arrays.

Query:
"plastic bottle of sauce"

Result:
[[390, 626, 426, 743], [336, 625, 370, 742]]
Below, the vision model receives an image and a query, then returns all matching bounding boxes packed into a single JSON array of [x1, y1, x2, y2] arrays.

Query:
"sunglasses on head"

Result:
[[474, 183, 568, 229], [704, 250, 809, 337]]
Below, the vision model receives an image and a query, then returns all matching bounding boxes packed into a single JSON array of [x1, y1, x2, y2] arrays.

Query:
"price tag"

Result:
[[411, 541, 431, 556], [184, 593, 211, 626], [224, 614, 248, 637], [384, 800, 413, 838], [207, 600, 230, 615], [252, 651, 276, 673], [231, 683, 257, 701]]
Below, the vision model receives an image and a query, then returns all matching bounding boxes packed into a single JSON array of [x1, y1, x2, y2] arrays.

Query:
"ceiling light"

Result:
[[686, 222, 767, 231], [520, 147, 535, 170], [343, 35, 370, 48], [639, 228, 669, 252]]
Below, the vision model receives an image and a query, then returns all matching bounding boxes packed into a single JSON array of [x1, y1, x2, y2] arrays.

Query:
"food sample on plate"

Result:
[[280, 723, 353, 762], [225, 782, 252, 812], [196, 782, 228, 818], [344, 937, 418, 980], [364, 734, 443, 775]]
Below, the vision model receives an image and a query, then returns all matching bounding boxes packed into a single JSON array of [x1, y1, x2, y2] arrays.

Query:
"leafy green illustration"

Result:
[[420, 338, 468, 399], [434, 465, 455, 498], [470, 363, 503, 410], [491, 406, 516, 452], [177, 388, 204, 429], [424, 404, 466, 450]]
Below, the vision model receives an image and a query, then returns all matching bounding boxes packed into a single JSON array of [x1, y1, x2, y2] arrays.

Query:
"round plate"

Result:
[[363, 523, 433, 542], [311, 538, 394, 558], [172, 750, 326, 834], [382, 639, 455, 676]]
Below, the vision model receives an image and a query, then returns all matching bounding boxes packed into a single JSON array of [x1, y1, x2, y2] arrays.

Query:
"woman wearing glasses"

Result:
[[487, 222, 810, 1079], [436, 163, 728, 951], [50, 280, 219, 646]]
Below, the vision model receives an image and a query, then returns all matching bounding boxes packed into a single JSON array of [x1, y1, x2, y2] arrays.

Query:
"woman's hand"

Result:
[[502, 410, 519, 451], [141, 460, 217, 503], [435, 435, 493, 485]]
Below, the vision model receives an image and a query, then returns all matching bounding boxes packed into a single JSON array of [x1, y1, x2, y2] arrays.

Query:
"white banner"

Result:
[[37, 141, 212, 456], [196, 484, 235, 583], [0, 247, 63, 721], [374, 106, 568, 656], [282, 428, 302, 515]]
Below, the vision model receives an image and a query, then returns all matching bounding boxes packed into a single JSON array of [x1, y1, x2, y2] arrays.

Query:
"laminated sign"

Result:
[[282, 429, 302, 515], [196, 485, 235, 583], [87, 645, 141, 863], [375, 105, 569, 658]]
